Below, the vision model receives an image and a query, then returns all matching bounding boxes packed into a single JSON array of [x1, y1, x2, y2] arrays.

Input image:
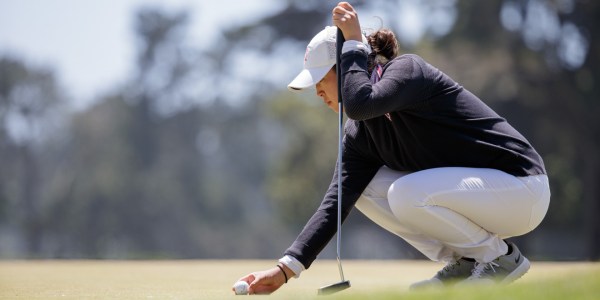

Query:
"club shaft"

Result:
[[336, 27, 346, 283], [337, 100, 345, 282]]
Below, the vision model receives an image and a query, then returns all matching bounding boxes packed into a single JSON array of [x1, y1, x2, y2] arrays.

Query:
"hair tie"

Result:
[[276, 264, 288, 283]]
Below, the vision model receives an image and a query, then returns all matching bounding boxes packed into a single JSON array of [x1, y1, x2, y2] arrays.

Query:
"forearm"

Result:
[[281, 141, 381, 273], [283, 172, 365, 269], [341, 51, 427, 120], [283, 198, 342, 270]]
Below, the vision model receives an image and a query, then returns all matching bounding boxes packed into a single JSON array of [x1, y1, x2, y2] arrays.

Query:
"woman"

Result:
[[234, 2, 550, 294]]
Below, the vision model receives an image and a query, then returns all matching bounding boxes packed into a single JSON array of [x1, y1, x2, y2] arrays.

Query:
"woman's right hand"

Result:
[[233, 265, 294, 295], [332, 2, 363, 42]]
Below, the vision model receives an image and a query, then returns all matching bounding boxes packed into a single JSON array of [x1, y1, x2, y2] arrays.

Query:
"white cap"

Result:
[[288, 26, 370, 91], [288, 26, 338, 91]]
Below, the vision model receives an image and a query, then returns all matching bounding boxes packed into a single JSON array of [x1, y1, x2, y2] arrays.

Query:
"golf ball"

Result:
[[233, 281, 249, 295]]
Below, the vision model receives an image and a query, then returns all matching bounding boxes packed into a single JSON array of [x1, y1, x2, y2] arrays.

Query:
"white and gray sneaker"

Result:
[[462, 242, 530, 285], [410, 258, 475, 289]]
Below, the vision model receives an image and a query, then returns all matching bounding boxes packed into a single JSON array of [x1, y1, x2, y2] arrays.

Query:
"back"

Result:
[[341, 53, 546, 176]]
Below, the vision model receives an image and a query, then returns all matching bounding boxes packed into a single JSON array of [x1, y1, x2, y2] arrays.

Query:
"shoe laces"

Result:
[[471, 261, 499, 278], [440, 259, 460, 273], [444, 260, 457, 271]]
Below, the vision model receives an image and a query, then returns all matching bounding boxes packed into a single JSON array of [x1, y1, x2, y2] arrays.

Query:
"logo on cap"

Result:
[[304, 47, 309, 63]]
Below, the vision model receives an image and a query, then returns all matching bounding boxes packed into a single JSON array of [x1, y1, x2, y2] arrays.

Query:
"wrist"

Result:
[[278, 255, 305, 278], [276, 264, 290, 283], [342, 40, 371, 55], [346, 33, 362, 42]]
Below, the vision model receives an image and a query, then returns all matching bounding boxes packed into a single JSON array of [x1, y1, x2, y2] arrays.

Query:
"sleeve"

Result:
[[342, 40, 371, 54], [340, 51, 427, 121], [283, 135, 381, 269]]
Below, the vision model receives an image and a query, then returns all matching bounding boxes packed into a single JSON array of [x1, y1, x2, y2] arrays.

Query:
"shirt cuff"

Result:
[[342, 40, 372, 55], [278, 255, 305, 278]]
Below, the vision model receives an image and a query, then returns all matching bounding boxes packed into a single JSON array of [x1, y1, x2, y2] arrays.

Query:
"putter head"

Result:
[[317, 280, 351, 295]]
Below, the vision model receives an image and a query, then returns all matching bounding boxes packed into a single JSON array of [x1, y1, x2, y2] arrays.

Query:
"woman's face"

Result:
[[315, 67, 339, 113]]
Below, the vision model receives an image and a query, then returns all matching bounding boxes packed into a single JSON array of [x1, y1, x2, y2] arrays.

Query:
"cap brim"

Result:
[[287, 65, 333, 92]]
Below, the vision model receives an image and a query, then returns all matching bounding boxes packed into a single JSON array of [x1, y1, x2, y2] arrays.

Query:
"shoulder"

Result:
[[386, 54, 430, 71], [382, 54, 429, 82], [388, 54, 451, 86], [391, 54, 427, 64]]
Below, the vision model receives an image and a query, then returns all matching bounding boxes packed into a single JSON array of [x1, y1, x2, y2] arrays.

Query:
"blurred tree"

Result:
[[423, 0, 597, 259], [38, 7, 288, 259], [496, 0, 598, 260], [1, 0, 597, 261], [41, 8, 212, 258], [264, 92, 337, 227], [211, 2, 364, 250], [0, 58, 66, 255]]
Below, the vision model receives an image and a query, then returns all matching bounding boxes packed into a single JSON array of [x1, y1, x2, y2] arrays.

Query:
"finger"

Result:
[[333, 13, 354, 24], [332, 8, 347, 19], [339, 2, 355, 11], [332, 14, 348, 24], [334, 2, 355, 16], [332, 8, 355, 20], [333, 12, 351, 19], [247, 275, 262, 294], [252, 285, 275, 295], [336, 1, 350, 8], [237, 274, 255, 284]]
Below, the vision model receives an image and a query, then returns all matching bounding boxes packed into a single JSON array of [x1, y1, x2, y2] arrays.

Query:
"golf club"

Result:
[[317, 27, 351, 296]]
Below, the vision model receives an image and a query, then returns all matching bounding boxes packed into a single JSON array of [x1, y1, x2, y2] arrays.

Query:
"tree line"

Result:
[[0, 0, 597, 260]]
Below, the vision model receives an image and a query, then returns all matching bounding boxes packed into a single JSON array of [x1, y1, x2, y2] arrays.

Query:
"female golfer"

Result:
[[234, 2, 550, 294]]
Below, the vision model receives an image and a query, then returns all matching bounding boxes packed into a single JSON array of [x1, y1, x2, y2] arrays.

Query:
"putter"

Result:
[[317, 27, 351, 296]]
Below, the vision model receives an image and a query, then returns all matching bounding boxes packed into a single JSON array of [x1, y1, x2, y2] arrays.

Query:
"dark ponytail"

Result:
[[367, 29, 399, 73]]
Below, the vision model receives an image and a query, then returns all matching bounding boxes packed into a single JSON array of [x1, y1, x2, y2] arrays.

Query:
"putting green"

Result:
[[0, 260, 598, 299]]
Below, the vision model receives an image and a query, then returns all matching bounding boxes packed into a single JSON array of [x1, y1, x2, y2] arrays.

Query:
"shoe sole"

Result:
[[501, 257, 530, 284], [409, 278, 443, 290]]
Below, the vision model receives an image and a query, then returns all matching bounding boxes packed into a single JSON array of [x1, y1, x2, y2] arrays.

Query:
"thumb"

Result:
[[248, 275, 261, 294], [338, 2, 353, 10]]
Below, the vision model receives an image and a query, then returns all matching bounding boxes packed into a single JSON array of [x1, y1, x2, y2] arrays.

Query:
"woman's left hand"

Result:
[[332, 2, 362, 42], [234, 266, 289, 295]]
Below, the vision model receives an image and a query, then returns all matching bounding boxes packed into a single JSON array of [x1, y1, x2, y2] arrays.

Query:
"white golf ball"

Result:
[[233, 281, 249, 295]]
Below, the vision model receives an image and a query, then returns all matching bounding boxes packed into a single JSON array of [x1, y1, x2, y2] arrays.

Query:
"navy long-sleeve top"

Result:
[[284, 50, 546, 269]]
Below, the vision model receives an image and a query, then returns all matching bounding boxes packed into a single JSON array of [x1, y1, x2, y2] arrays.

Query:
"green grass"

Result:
[[0, 260, 598, 299], [328, 270, 600, 300]]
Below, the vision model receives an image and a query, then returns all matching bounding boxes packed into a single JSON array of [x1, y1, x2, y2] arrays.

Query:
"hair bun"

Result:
[[367, 29, 399, 66]]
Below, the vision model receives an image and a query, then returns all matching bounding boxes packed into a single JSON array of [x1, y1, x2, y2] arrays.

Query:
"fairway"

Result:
[[1, 260, 599, 299]]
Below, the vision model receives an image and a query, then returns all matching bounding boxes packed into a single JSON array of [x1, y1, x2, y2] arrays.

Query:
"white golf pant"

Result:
[[354, 166, 550, 263]]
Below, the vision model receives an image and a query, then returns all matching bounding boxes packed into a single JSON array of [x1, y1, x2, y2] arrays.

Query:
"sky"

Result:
[[2, 1, 585, 111], [0, 0, 282, 109], [0, 0, 437, 110]]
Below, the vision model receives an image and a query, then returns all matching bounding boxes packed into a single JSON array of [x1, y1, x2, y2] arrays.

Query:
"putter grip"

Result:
[[336, 27, 345, 104]]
